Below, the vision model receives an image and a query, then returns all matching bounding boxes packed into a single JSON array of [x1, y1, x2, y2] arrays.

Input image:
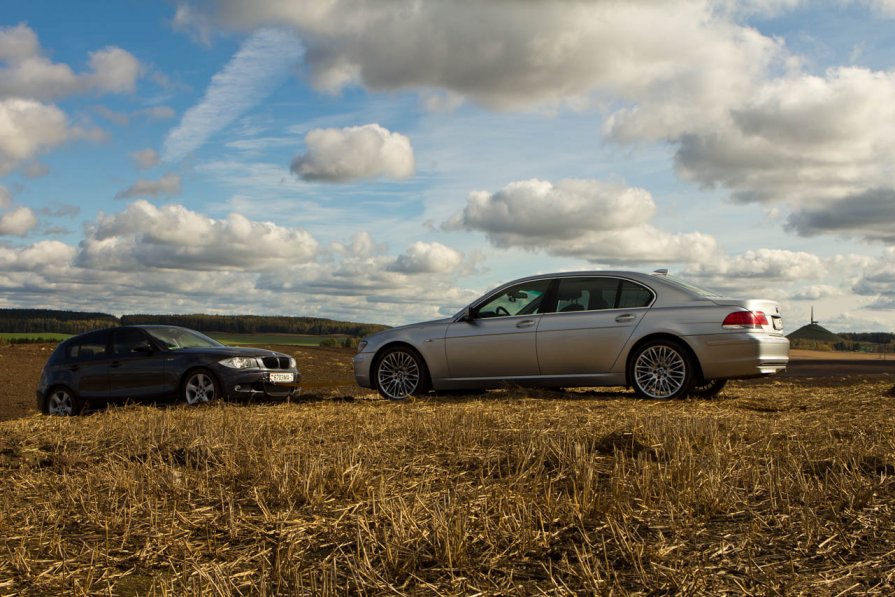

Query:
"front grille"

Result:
[[262, 356, 291, 369]]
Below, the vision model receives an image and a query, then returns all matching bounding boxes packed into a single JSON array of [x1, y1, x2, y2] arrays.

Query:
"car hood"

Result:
[[173, 346, 290, 358], [366, 317, 453, 340]]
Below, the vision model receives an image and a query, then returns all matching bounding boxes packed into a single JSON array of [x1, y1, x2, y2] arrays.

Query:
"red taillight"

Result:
[[722, 310, 768, 329]]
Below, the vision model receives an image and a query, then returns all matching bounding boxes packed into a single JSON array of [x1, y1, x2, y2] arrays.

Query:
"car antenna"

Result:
[[652, 268, 668, 276]]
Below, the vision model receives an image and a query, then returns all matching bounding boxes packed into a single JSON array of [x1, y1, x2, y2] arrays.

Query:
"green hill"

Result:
[[786, 323, 844, 344]]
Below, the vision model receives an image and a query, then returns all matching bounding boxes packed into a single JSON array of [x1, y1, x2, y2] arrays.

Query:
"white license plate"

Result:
[[269, 372, 294, 383], [772, 318, 783, 330]]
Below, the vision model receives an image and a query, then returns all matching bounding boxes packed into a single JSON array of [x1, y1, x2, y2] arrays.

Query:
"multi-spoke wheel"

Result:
[[42, 386, 82, 416], [631, 340, 693, 399], [374, 346, 431, 400], [689, 378, 727, 398], [182, 369, 220, 405]]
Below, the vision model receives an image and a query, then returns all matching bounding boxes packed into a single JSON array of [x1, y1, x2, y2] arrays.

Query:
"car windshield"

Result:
[[145, 327, 222, 350], [659, 274, 725, 298]]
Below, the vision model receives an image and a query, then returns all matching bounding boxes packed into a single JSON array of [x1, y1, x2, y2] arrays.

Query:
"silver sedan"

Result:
[[353, 271, 789, 400]]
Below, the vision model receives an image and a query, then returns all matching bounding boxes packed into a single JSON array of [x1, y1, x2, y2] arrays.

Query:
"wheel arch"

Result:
[[372, 341, 431, 377], [41, 384, 81, 415], [179, 366, 223, 399], [624, 333, 704, 388]]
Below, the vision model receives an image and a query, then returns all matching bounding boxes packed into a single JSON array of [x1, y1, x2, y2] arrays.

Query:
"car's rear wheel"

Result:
[[43, 386, 82, 416], [182, 369, 220, 405], [374, 346, 431, 400], [631, 340, 693, 399], [689, 378, 727, 398]]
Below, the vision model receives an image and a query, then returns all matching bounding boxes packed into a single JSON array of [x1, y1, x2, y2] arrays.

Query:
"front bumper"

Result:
[[218, 368, 301, 399], [352, 352, 374, 389], [688, 333, 789, 380]]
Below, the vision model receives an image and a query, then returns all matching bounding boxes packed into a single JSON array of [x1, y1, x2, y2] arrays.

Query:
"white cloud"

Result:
[[789, 285, 842, 301], [197, 0, 781, 114], [0, 23, 139, 101], [0, 98, 73, 174], [114, 173, 182, 200], [162, 28, 303, 162], [387, 241, 462, 274], [80, 200, 318, 271], [135, 105, 176, 120], [291, 124, 414, 182], [130, 148, 161, 169], [684, 249, 827, 281], [0, 206, 37, 236], [445, 178, 718, 264]]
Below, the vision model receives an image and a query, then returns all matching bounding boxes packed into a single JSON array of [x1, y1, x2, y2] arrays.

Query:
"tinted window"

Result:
[[476, 280, 551, 318], [68, 330, 110, 361], [618, 280, 654, 308], [113, 328, 152, 355], [554, 277, 617, 312]]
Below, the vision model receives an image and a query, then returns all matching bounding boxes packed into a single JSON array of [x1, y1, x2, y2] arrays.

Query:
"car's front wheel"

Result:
[[42, 386, 83, 416], [182, 369, 220, 405], [631, 340, 693, 399], [373, 346, 431, 400]]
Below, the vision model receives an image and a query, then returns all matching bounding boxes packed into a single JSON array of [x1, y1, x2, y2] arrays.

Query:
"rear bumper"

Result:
[[688, 333, 789, 380]]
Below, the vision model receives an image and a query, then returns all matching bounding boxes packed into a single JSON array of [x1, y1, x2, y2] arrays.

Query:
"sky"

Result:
[[2, 0, 895, 331]]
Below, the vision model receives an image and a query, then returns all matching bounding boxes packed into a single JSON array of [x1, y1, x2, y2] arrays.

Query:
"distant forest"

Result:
[[0, 309, 119, 334], [0, 309, 386, 337], [121, 314, 387, 337], [839, 332, 895, 345]]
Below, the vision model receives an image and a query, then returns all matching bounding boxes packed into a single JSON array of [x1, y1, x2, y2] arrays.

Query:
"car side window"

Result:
[[476, 280, 551, 318], [554, 277, 618, 312], [69, 330, 110, 361], [617, 280, 654, 308], [113, 329, 152, 356]]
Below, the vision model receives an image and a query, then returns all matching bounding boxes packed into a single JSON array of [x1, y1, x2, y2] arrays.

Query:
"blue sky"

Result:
[[2, 0, 895, 330]]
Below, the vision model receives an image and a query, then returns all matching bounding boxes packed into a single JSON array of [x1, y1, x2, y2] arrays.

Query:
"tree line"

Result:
[[0, 309, 387, 338]]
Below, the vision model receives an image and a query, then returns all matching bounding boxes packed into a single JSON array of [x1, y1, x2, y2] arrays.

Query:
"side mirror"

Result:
[[458, 306, 474, 322]]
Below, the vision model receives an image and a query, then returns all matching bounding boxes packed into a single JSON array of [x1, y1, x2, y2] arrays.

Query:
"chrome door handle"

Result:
[[615, 314, 637, 322], [516, 319, 536, 328]]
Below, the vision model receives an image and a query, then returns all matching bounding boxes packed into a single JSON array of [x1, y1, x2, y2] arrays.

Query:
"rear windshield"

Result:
[[657, 275, 724, 298]]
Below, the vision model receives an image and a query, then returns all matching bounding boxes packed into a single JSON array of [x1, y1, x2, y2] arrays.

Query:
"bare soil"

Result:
[[1, 344, 894, 594]]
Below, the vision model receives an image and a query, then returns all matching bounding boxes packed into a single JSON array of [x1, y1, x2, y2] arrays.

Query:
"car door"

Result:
[[70, 330, 112, 399], [444, 279, 552, 380], [107, 328, 170, 400], [537, 277, 653, 376]]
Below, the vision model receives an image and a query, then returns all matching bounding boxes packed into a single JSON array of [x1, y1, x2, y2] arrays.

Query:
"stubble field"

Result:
[[1, 343, 894, 595]]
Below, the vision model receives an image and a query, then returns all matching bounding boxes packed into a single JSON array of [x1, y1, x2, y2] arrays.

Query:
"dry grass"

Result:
[[1, 381, 894, 595]]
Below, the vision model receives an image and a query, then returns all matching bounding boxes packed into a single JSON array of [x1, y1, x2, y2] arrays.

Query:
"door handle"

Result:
[[110, 361, 122, 369], [615, 314, 637, 322], [68, 365, 79, 372], [516, 319, 536, 328]]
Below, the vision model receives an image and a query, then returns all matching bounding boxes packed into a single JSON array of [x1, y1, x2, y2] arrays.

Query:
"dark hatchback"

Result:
[[36, 325, 301, 415]]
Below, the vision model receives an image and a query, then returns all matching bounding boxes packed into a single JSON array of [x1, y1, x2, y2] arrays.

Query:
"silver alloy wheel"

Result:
[[184, 372, 217, 405], [633, 344, 688, 399], [376, 350, 420, 400], [47, 388, 75, 415]]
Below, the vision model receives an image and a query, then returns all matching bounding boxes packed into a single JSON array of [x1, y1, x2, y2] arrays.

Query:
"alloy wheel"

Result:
[[376, 350, 421, 400], [633, 344, 688, 399], [184, 372, 217, 405]]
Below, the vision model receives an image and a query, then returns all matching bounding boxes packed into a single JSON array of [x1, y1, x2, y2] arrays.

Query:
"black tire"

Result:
[[42, 386, 83, 416], [182, 369, 221, 405], [373, 346, 432, 400], [689, 378, 727, 398], [630, 339, 694, 399]]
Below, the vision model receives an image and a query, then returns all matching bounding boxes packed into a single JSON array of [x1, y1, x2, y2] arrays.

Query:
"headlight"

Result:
[[220, 356, 261, 369], [288, 357, 297, 369], [357, 340, 368, 353]]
